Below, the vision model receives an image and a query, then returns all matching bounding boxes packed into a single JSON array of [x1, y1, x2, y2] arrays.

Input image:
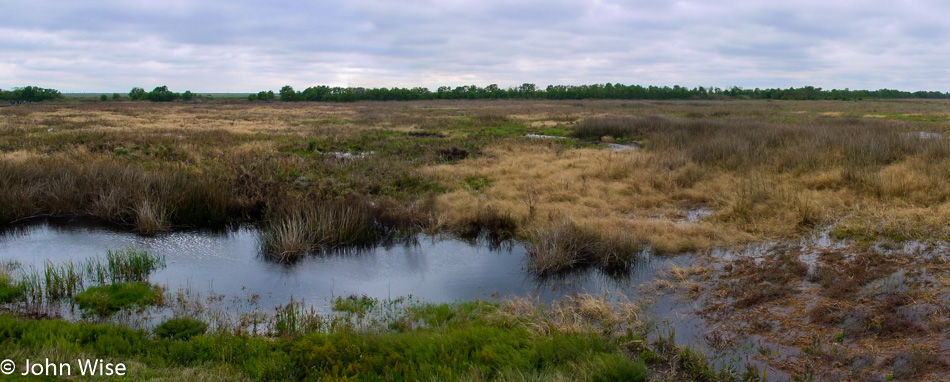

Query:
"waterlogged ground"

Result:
[[5, 100, 950, 380], [652, 230, 950, 380], [5, 219, 949, 379]]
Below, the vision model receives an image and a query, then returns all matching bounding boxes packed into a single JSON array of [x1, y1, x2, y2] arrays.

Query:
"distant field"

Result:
[[61, 92, 252, 99], [1, 98, 948, 379]]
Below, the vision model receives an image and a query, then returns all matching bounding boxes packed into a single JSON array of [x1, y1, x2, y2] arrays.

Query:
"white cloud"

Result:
[[1, 0, 949, 92]]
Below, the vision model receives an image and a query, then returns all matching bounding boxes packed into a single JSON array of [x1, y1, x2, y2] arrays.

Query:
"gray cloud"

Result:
[[1, 0, 948, 92]]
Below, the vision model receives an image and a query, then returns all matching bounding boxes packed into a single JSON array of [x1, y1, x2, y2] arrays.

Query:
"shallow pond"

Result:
[[1, 218, 772, 373], [0, 218, 682, 311]]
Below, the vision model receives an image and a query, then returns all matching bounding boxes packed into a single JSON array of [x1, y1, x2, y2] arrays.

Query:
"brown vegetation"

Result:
[[3, 99, 950, 378]]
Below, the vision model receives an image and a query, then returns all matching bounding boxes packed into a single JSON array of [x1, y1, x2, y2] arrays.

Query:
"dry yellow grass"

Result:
[[425, 143, 798, 252], [425, 114, 950, 252], [494, 294, 644, 336]]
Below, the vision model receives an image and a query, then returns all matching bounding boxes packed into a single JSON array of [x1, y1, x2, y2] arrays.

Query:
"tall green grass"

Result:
[[8, 249, 165, 304], [42, 260, 84, 299], [86, 248, 166, 284]]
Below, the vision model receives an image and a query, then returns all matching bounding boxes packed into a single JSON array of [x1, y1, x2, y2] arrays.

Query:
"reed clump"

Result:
[[86, 248, 167, 284], [259, 199, 381, 261], [42, 260, 84, 300], [526, 221, 642, 275]]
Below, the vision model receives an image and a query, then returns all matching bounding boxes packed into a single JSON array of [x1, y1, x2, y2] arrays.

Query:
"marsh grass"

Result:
[[0, 293, 664, 382], [42, 260, 84, 300], [259, 199, 382, 261], [527, 221, 642, 275], [273, 300, 323, 337], [86, 248, 167, 285], [7, 100, 950, 270], [7, 249, 165, 308], [0, 158, 235, 230], [154, 316, 208, 340], [0, 266, 24, 303]]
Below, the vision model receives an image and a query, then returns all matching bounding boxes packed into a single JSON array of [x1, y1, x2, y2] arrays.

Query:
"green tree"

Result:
[[129, 87, 147, 101], [112, 93, 121, 100], [279, 85, 299, 101], [8, 86, 63, 102], [181, 90, 194, 101], [256, 90, 275, 101], [147, 86, 179, 102], [99, 94, 108, 102]]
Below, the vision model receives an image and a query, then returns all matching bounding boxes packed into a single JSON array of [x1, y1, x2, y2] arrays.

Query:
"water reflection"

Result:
[[0, 218, 676, 311]]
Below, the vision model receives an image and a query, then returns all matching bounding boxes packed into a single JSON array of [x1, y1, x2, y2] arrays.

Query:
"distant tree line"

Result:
[[0, 86, 63, 102], [128, 86, 202, 102], [249, 84, 950, 102]]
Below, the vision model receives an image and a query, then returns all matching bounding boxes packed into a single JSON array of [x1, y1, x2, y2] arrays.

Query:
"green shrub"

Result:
[[154, 317, 208, 340]]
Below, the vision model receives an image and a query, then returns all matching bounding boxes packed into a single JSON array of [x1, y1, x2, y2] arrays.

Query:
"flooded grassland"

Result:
[[1, 99, 949, 380]]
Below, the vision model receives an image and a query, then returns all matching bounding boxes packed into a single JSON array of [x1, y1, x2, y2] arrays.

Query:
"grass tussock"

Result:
[[526, 221, 642, 275], [259, 199, 381, 261], [72, 282, 163, 316]]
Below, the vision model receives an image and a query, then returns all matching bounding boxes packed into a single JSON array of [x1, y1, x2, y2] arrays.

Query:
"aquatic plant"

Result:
[[43, 260, 84, 299], [526, 221, 641, 275], [72, 282, 163, 316], [86, 248, 166, 285], [0, 273, 23, 303], [259, 199, 381, 261]]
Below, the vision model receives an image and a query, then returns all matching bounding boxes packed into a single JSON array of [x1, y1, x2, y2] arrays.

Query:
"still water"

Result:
[[0, 218, 765, 372], [0, 218, 680, 311]]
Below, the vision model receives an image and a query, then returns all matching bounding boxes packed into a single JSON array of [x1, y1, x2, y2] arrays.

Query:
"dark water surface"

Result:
[[0, 219, 679, 311]]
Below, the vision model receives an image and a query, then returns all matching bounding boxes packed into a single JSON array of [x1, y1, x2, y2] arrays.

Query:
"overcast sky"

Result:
[[2, 1, 948, 93]]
